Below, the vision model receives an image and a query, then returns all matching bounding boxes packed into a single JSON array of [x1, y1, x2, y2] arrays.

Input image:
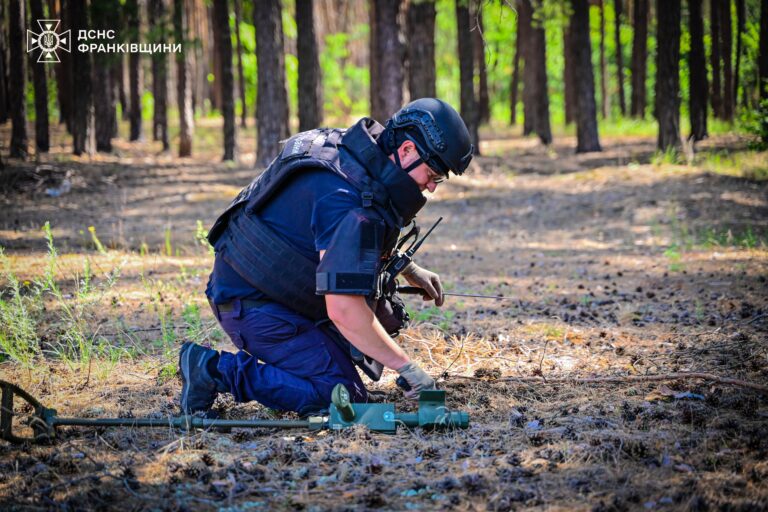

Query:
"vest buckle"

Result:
[[361, 191, 373, 208]]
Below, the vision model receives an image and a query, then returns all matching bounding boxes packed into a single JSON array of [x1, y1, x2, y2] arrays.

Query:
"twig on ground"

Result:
[[451, 371, 768, 394]]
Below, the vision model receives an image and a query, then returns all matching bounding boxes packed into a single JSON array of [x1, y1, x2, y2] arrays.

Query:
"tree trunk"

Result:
[[563, 24, 576, 125], [473, 5, 490, 124], [54, 0, 73, 132], [296, 0, 323, 131], [571, 0, 601, 152], [719, 0, 733, 122], [112, 56, 128, 125], [760, 0, 768, 101], [150, 0, 170, 150], [407, 0, 436, 101], [734, 0, 744, 109], [234, 0, 247, 127], [213, 0, 236, 160], [254, 0, 290, 166], [210, 4, 222, 112], [599, 0, 609, 119], [29, 0, 50, 153], [92, 0, 117, 152], [518, 0, 534, 135], [521, 0, 551, 144], [759, 0, 767, 143], [8, 0, 27, 158], [510, 21, 521, 125], [710, 0, 722, 119], [689, 0, 707, 141], [614, 0, 626, 116], [70, 0, 94, 155], [456, 0, 480, 152], [174, 0, 193, 156], [369, 0, 403, 122], [630, 0, 648, 118], [655, 0, 681, 150], [127, 0, 143, 141], [0, 0, 9, 124]]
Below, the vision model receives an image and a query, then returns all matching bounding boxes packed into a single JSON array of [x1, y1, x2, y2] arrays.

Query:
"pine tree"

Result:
[[571, 0, 601, 152], [655, 0, 681, 150], [297, 0, 323, 130], [213, 0, 236, 160], [254, 0, 290, 166]]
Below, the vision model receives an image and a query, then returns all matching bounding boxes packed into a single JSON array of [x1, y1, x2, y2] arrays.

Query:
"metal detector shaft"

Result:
[[50, 417, 312, 429], [1, 380, 468, 444], [398, 285, 517, 301]]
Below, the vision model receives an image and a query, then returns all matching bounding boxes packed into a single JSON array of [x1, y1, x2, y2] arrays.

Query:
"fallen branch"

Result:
[[450, 372, 768, 394]]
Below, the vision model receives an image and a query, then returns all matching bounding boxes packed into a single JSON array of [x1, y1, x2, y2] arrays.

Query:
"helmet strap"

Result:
[[392, 144, 424, 174]]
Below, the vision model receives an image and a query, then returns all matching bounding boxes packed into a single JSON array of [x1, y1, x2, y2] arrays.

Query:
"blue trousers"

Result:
[[212, 300, 366, 416]]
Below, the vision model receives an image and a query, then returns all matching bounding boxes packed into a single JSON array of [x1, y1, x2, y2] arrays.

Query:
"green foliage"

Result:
[[320, 29, 370, 122], [0, 248, 41, 367], [196, 220, 215, 255]]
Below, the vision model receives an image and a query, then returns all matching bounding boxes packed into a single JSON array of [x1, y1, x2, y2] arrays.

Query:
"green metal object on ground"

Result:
[[0, 381, 469, 444]]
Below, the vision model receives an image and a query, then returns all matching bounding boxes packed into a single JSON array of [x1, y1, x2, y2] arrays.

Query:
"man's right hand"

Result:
[[396, 361, 436, 400]]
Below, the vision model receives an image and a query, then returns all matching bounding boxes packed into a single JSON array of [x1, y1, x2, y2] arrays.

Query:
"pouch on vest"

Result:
[[316, 208, 386, 296]]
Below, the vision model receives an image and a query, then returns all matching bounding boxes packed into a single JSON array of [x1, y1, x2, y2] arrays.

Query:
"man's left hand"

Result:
[[401, 263, 444, 306]]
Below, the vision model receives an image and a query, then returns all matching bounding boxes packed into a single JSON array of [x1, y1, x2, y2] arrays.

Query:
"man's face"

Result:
[[391, 141, 445, 193]]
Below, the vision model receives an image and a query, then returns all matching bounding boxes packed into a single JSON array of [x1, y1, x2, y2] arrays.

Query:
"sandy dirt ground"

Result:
[[0, 124, 767, 511]]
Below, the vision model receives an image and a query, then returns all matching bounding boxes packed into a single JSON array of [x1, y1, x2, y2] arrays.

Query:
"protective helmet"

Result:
[[384, 98, 473, 177]]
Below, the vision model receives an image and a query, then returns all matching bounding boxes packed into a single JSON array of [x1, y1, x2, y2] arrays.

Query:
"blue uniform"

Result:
[[206, 169, 367, 415]]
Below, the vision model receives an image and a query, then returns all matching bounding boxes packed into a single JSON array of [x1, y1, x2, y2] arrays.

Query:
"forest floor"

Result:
[[1, 121, 767, 511]]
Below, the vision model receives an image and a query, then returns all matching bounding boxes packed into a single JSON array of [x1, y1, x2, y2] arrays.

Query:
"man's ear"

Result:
[[398, 139, 416, 156]]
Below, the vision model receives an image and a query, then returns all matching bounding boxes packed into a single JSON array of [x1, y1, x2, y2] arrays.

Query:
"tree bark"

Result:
[[599, 0, 609, 119], [174, 0, 193, 156], [571, 0, 601, 152], [92, 0, 117, 152], [473, 5, 490, 124], [234, 0, 247, 127], [760, 0, 768, 143], [689, 0, 707, 141], [9, 0, 27, 158], [112, 56, 128, 125], [407, 0, 436, 101], [152, 0, 170, 150], [0, 0, 9, 124], [614, 0, 626, 116], [630, 0, 648, 118], [29, 0, 50, 153], [369, 0, 403, 122], [54, 0, 73, 132], [510, 20, 521, 125], [733, 0, 744, 109], [209, 3, 222, 112], [710, 0, 722, 119], [70, 0, 94, 155], [563, 24, 576, 125], [761, 0, 768, 101], [456, 0, 480, 152], [518, 0, 534, 135], [655, 0, 681, 150], [719, 0, 733, 121], [519, 0, 551, 144], [296, 0, 323, 131], [254, 0, 290, 166], [127, 0, 143, 141], [213, 0, 236, 160]]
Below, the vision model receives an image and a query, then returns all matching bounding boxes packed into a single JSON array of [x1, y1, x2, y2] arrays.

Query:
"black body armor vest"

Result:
[[207, 118, 426, 322]]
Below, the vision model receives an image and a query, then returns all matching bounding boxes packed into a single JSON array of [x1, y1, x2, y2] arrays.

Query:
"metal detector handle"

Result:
[[397, 286, 426, 296], [0, 380, 56, 444]]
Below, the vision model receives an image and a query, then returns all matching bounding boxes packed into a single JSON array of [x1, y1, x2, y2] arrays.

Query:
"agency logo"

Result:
[[27, 20, 71, 63]]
